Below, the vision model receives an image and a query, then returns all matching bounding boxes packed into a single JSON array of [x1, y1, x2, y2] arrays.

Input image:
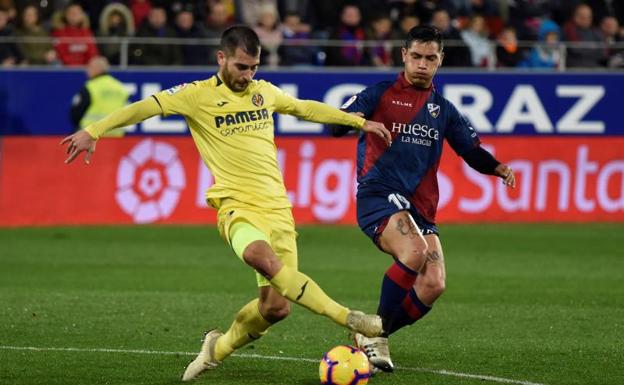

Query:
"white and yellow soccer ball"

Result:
[[319, 345, 371, 385]]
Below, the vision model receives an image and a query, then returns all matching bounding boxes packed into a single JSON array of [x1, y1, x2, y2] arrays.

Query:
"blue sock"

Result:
[[385, 288, 432, 335], [377, 260, 418, 336]]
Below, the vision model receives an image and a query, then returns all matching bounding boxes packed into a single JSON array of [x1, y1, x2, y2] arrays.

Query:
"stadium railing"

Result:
[[2, 36, 624, 70]]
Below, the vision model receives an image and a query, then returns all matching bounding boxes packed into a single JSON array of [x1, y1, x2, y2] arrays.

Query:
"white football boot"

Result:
[[354, 332, 394, 373], [346, 310, 383, 338], [182, 329, 223, 381]]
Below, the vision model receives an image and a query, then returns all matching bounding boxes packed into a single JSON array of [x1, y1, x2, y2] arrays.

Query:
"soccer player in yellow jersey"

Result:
[[61, 26, 392, 381]]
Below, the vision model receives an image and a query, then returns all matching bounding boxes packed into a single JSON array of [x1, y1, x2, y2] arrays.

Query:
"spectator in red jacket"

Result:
[[52, 3, 99, 66]]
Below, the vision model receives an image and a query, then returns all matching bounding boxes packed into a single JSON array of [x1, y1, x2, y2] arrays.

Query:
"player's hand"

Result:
[[362, 120, 392, 146], [60, 129, 97, 164], [495, 164, 515, 189]]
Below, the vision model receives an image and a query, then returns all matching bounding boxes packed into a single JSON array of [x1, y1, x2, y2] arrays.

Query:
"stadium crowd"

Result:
[[0, 0, 623, 68]]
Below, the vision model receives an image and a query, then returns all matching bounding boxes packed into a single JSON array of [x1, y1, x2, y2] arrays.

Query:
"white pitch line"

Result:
[[0, 345, 548, 385]]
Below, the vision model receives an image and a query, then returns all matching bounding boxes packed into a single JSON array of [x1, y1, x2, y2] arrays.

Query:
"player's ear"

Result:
[[401, 47, 407, 64], [216, 50, 226, 66], [438, 51, 444, 67]]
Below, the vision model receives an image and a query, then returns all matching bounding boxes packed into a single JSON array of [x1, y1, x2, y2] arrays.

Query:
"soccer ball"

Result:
[[319, 345, 371, 385]]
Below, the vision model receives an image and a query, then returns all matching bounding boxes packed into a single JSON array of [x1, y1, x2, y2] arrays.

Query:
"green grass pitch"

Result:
[[0, 224, 622, 385]]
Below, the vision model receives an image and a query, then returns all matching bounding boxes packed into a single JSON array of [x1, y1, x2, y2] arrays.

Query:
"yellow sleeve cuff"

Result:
[[84, 126, 98, 140]]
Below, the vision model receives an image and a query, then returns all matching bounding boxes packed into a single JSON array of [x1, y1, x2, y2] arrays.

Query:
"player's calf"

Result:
[[415, 250, 446, 305]]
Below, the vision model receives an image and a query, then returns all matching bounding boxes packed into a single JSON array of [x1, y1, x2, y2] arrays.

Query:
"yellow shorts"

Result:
[[216, 199, 298, 287]]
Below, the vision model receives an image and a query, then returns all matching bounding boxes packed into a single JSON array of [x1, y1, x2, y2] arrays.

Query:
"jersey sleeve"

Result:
[[152, 82, 199, 117], [445, 101, 481, 156], [269, 82, 365, 128], [340, 85, 380, 119]]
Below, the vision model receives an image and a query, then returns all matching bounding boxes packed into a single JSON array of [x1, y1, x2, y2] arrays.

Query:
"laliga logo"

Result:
[[116, 139, 186, 223]]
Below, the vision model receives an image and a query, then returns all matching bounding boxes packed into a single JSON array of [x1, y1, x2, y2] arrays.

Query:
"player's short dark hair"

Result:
[[220, 25, 261, 57], [405, 25, 444, 52]]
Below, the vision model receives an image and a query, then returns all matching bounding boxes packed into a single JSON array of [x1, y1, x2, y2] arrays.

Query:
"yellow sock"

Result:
[[214, 299, 271, 362], [270, 265, 349, 326]]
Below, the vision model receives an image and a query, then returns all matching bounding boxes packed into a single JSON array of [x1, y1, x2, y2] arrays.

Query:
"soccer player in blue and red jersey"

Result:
[[331, 26, 516, 372]]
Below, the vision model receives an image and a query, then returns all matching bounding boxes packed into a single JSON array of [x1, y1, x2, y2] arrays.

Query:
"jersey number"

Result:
[[388, 193, 411, 210]]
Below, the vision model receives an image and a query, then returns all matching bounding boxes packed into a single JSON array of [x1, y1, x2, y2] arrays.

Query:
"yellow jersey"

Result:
[[152, 75, 365, 210]]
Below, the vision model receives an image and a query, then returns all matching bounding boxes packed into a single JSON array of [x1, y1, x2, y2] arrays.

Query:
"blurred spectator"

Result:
[[519, 19, 561, 69], [563, 3, 607, 67], [600, 15, 624, 68], [0, 7, 21, 66], [174, 9, 210, 66], [70, 56, 129, 136], [98, 3, 135, 65], [13, 0, 61, 29], [204, 1, 232, 65], [0, 0, 15, 21], [278, 11, 316, 66], [130, 0, 152, 28], [461, 14, 493, 67], [430, 8, 471, 67], [204, 0, 236, 24], [15, 5, 56, 65], [454, 0, 505, 37], [52, 3, 99, 66], [391, 13, 420, 66], [601, 15, 620, 45], [585, 0, 624, 26], [131, 6, 181, 65], [167, 1, 201, 18], [235, 0, 277, 26], [495, 26, 524, 67], [367, 13, 394, 67], [326, 3, 369, 66], [508, 0, 552, 41], [253, 4, 282, 66]]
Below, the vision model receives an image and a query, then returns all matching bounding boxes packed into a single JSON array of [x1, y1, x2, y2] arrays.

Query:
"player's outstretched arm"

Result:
[[60, 97, 162, 164], [329, 112, 363, 137], [291, 100, 391, 145]]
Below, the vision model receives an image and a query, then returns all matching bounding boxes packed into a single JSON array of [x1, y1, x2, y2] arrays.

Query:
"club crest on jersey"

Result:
[[165, 83, 188, 95], [251, 93, 264, 107], [427, 103, 440, 118]]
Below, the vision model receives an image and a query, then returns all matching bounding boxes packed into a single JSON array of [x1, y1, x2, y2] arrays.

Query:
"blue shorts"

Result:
[[356, 183, 438, 247]]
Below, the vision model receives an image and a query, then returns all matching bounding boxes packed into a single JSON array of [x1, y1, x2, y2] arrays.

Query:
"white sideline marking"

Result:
[[0, 345, 547, 385]]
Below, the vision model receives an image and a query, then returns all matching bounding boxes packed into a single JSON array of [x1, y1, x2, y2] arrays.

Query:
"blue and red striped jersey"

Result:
[[343, 72, 481, 223]]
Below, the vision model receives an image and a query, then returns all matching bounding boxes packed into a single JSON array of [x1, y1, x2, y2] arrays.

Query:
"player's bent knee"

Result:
[[242, 241, 281, 277], [397, 245, 428, 272], [260, 299, 291, 323]]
